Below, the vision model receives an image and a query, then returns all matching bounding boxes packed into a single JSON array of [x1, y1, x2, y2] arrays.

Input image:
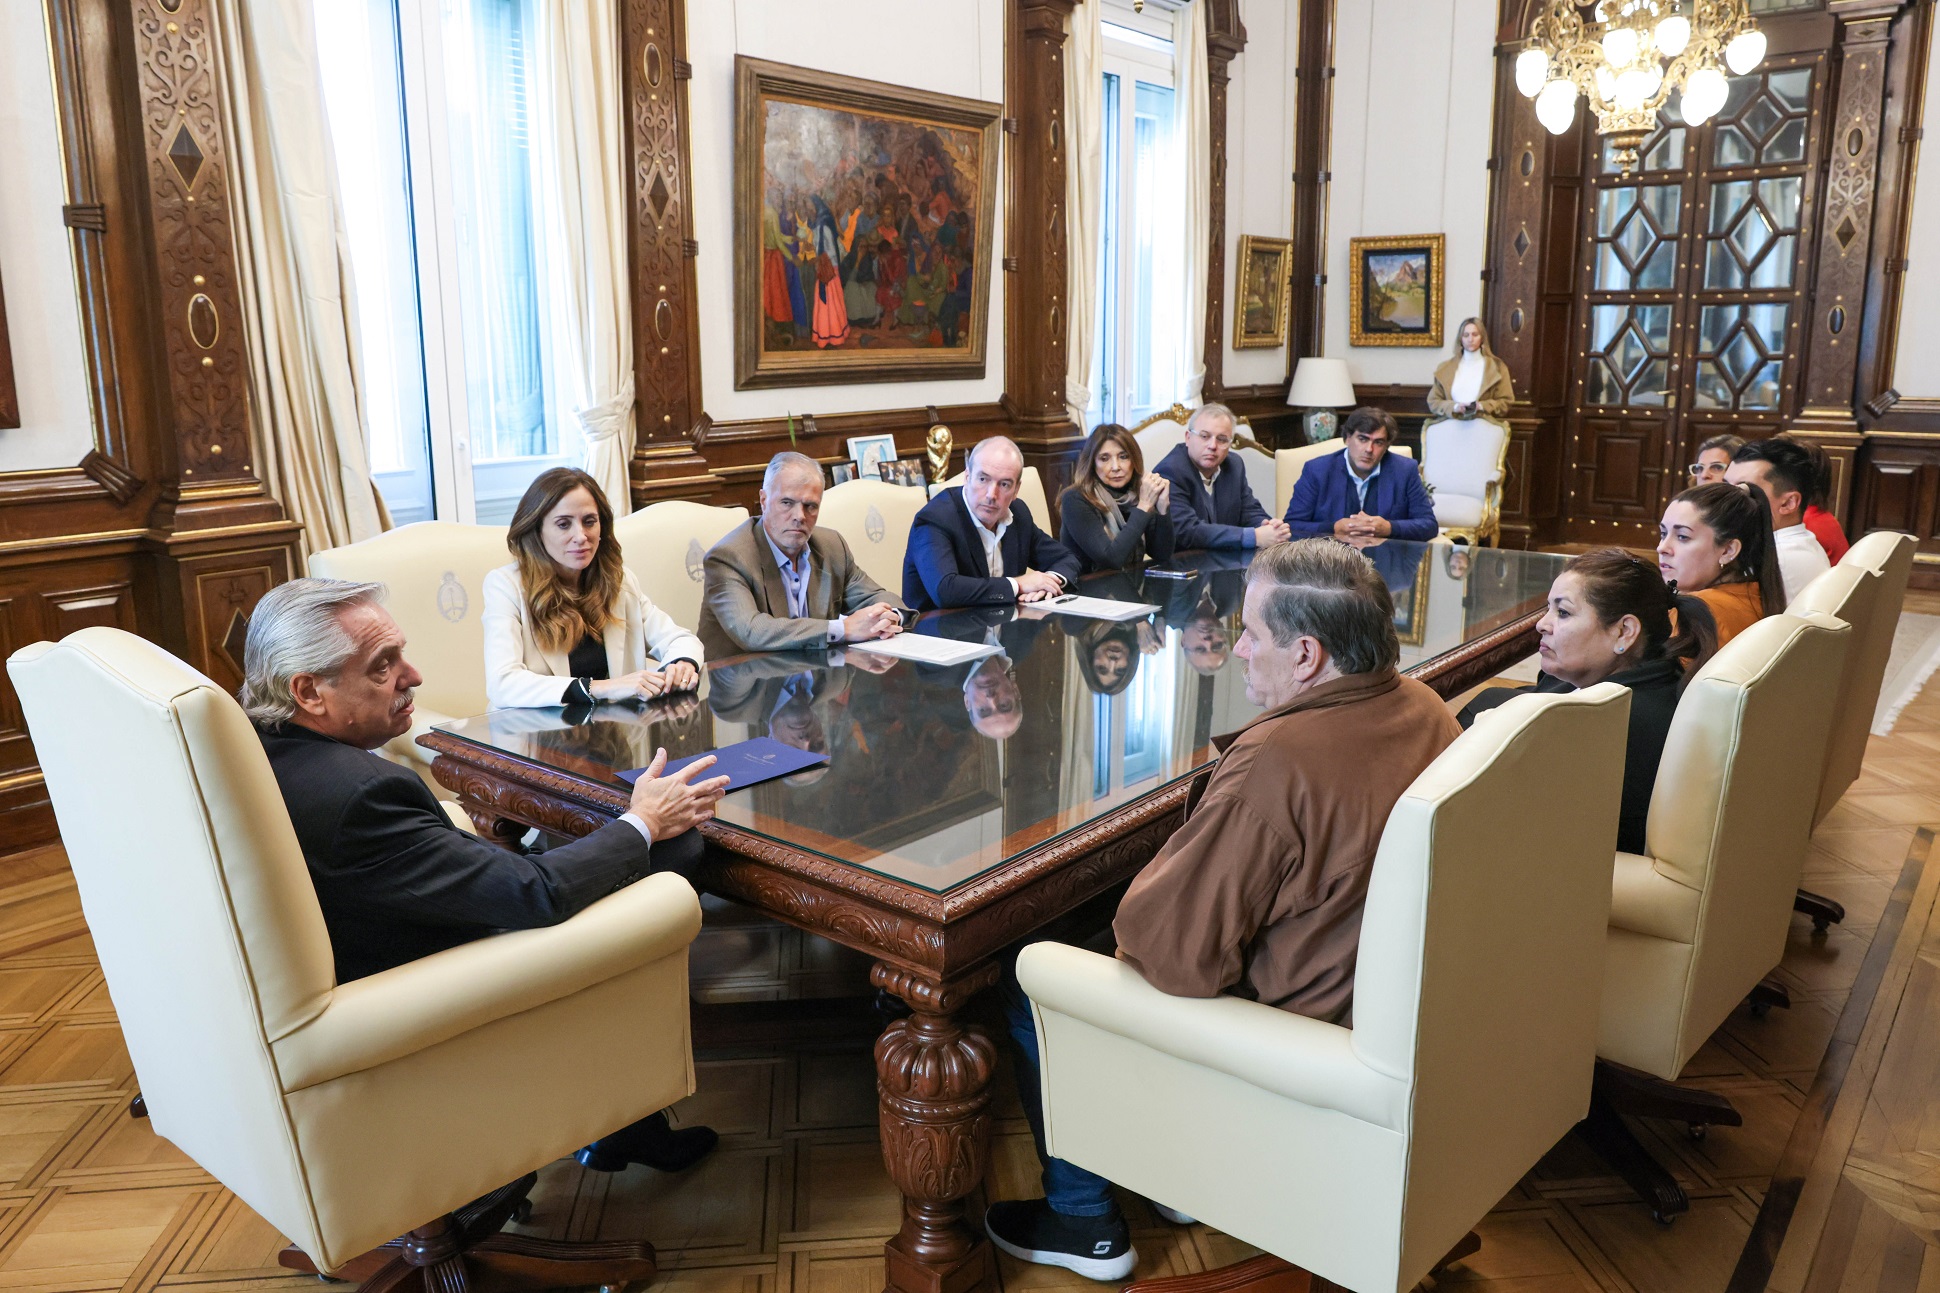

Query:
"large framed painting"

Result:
[[1232, 235, 1291, 349], [1348, 233, 1445, 348], [734, 57, 1002, 390]]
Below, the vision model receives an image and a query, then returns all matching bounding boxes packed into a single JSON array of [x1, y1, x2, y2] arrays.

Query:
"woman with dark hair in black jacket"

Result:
[[1460, 548, 1718, 854]]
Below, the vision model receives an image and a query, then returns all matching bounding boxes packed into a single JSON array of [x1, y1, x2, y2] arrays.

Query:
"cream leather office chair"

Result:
[[613, 500, 750, 635], [939, 465, 1051, 528], [1581, 611, 1848, 1222], [1420, 420, 1509, 545], [309, 522, 509, 769], [1274, 441, 1414, 518], [818, 479, 928, 592], [1022, 684, 1631, 1293], [9, 628, 702, 1287]]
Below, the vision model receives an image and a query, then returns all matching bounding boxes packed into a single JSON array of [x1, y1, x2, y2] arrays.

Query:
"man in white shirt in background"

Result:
[[1726, 434, 1830, 607]]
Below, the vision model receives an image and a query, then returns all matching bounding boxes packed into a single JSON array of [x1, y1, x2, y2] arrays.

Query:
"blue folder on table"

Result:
[[617, 736, 828, 792]]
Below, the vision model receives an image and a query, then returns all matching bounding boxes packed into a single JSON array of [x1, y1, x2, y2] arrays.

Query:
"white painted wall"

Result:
[[685, 0, 1007, 422], [1893, 28, 1940, 398], [1324, 0, 1497, 386], [0, 6, 96, 472], [1221, 0, 1300, 389]]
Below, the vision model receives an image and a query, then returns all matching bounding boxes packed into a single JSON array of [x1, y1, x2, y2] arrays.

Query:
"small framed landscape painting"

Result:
[[1232, 235, 1291, 349], [1348, 234, 1445, 348], [734, 57, 1003, 390]]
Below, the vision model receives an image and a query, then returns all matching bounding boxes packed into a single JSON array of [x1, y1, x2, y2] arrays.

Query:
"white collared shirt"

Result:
[[960, 491, 1019, 594], [1346, 455, 1383, 511], [1774, 522, 1830, 607]]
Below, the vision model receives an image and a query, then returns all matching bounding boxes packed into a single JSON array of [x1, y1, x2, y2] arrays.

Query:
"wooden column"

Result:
[[624, 0, 720, 505], [1200, 2, 1247, 401], [1005, 0, 1081, 501], [125, 0, 299, 694], [1286, 0, 1336, 367]]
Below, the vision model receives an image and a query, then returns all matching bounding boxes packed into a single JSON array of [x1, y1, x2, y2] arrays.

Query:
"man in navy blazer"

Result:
[[1283, 406, 1438, 542], [1153, 403, 1291, 551], [903, 436, 1081, 611]]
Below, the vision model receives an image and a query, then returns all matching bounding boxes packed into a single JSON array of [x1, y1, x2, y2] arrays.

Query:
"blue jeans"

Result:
[[1002, 972, 1118, 1218]]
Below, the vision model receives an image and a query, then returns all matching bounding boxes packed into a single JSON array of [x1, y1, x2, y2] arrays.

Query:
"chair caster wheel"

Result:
[[1651, 1209, 1677, 1227], [511, 1198, 533, 1224], [1687, 1123, 1707, 1142], [1812, 917, 1831, 934], [1749, 1001, 1771, 1018]]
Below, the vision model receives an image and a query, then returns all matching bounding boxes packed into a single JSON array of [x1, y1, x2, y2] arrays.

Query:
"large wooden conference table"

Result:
[[422, 541, 1568, 1293]]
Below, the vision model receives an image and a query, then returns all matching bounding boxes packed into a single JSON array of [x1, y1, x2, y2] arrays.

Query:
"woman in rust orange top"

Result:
[[1657, 481, 1785, 646]]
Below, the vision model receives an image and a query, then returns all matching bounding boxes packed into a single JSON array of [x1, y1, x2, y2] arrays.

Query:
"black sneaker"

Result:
[[984, 1198, 1135, 1281], [575, 1111, 718, 1173]]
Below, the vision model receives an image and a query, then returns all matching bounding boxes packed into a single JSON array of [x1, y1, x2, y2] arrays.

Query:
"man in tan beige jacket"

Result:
[[697, 452, 909, 658], [985, 539, 1461, 1281]]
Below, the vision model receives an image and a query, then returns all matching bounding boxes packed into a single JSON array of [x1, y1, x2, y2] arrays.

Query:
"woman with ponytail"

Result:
[[1656, 480, 1783, 645], [1460, 548, 1716, 853]]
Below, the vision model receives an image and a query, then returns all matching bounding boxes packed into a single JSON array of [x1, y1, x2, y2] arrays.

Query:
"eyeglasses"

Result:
[[1688, 462, 1729, 479]]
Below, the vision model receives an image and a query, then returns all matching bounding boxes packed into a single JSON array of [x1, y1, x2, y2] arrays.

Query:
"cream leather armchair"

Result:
[[1273, 441, 1413, 518], [818, 478, 928, 592], [8, 628, 702, 1284], [309, 522, 509, 770], [1021, 683, 1631, 1293], [1583, 611, 1848, 1222], [613, 500, 750, 633]]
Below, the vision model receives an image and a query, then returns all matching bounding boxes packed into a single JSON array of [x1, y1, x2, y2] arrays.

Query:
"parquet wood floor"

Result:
[[3, 598, 1938, 1293]]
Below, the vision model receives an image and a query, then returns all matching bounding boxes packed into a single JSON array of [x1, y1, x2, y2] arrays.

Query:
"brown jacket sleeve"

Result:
[[1426, 357, 1458, 420], [1113, 791, 1299, 997], [1477, 356, 1516, 418]]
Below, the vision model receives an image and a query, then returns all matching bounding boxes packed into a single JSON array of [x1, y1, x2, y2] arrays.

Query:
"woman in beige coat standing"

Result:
[[1426, 317, 1515, 427]]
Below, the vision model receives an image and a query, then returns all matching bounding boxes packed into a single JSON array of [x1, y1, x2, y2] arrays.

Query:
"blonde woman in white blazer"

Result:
[[483, 468, 705, 709]]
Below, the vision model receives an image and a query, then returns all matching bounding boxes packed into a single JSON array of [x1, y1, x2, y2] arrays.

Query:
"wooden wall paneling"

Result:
[[624, 0, 717, 506], [1287, 0, 1336, 366], [1200, 0, 1246, 400], [124, 0, 301, 683], [1005, 0, 1083, 504], [1855, 2, 1932, 419]]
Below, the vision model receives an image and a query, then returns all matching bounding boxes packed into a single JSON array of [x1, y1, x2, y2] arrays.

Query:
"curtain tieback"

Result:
[[579, 378, 636, 444]]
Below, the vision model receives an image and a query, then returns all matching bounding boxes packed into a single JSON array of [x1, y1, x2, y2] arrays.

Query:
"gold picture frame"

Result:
[[1348, 233, 1445, 348], [733, 57, 1002, 390], [1232, 234, 1291, 349]]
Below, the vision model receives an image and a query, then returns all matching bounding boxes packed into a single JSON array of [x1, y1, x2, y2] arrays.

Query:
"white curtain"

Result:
[[533, 0, 637, 515], [215, 0, 387, 554], [1174, 1, 1212, 404], [1064, 1, 1105, 429]]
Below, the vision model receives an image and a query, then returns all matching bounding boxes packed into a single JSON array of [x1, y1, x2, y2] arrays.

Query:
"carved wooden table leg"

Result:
[[873, 962, 1002, 1293]]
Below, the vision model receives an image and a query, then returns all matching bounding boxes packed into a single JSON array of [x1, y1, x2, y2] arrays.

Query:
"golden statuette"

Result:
[[925, 424, 953, 484]]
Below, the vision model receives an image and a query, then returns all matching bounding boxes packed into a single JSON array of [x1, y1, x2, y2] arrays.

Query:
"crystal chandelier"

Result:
[[1515, 0, 1768, 175]]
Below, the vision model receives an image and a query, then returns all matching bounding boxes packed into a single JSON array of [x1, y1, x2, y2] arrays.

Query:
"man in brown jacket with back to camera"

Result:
[[984, 538, 1462, 1281]]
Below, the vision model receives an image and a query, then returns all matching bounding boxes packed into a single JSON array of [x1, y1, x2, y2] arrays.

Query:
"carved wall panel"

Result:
[[1201, 0, 1246, 398], [130, 0, 253, 488]]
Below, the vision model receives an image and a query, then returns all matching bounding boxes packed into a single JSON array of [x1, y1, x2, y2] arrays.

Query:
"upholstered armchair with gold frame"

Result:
[[9, 628, 704, 1290], [1420, 419, 1510, 546]]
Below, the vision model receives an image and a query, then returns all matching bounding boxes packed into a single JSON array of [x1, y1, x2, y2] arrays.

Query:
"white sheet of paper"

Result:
[[847, 634, 1003, 666], [1037, 596, 1161, 622]]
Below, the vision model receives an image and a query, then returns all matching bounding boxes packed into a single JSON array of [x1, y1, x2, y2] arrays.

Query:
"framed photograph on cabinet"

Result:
[[1348, 233, 1445, 348], [1232, 235, 1291, 349], [878, 456, 928, 488], [826, 460, 859, 487], [846, 434, 898, 483], [733, 56, 1002, 390]]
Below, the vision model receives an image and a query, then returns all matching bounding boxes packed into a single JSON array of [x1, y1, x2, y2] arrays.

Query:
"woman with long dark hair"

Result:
[[482, 467, 704, 707], [1057, 423, 1175, 573], [1461, 548, 1717, 853], [1657, 481, 1784, 645]]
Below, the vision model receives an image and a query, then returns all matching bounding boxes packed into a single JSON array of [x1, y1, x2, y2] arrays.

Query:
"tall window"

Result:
[[315, 0, 580, 525], [1088, 13, 1184, 429]]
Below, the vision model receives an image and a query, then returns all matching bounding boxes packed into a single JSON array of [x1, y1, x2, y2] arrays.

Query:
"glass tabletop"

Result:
[[433, 541, 1569, 895]]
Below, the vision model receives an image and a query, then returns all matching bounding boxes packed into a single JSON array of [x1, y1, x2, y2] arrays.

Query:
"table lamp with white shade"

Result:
[[1286, 358, 1357, 444]]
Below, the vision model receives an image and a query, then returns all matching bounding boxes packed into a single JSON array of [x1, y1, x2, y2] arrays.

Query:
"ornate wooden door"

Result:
[[1563, 57, 1824, 539]]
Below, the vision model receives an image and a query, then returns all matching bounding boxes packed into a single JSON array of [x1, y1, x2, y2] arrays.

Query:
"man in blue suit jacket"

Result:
[[903, 436, 1082, 611], [1284, 407, 1438, 542], [1153, 403, 1291, 551]]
